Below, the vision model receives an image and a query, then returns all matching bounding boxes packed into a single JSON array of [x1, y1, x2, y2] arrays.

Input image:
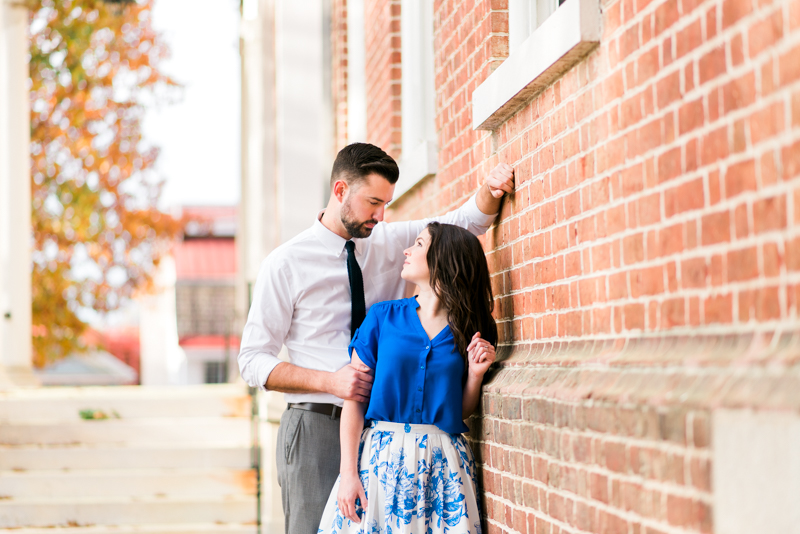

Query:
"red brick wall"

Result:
[[334, 0, 800, 530], [364, 0, 403, 160]]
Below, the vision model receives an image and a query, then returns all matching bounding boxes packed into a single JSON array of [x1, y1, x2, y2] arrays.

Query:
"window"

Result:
[[509, 0, 564, 53], [394, 0, 438, 200], [472, 0, 601, 131], [204, 361, 227, 384]]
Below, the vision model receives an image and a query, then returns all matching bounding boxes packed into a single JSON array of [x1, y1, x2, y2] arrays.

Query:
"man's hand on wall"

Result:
[[485, 163, 515, 198]]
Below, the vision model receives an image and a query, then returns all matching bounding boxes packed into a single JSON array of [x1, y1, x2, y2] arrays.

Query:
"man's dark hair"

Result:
[[330, 143, 399, 188]]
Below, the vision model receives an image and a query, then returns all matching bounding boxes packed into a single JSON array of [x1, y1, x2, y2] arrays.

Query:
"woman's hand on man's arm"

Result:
[[462, 332, 496, 418]]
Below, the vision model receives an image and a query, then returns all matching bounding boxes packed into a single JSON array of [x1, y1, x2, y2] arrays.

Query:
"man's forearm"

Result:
[[265, 361, 330, 394], [475, 183, 502, 216]]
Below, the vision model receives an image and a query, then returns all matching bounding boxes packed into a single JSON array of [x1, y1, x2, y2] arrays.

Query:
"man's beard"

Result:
[[341, 198, 378, 239]]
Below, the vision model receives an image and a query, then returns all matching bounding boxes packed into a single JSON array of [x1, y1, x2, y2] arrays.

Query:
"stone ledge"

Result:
[[482, 331, 800, 412]]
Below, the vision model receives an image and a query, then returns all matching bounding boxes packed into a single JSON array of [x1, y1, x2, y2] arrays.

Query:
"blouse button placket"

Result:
[[414, 342, 430, 423]]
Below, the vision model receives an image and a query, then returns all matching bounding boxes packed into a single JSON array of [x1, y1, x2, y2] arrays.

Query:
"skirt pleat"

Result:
[[318, 421, 483, 534]]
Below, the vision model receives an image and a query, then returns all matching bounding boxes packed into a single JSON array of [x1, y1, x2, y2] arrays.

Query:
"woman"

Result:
[[318, 222, 497, 534]]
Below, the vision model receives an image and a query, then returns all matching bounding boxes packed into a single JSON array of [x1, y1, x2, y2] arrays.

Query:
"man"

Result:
[[238, 143, 514, 534]]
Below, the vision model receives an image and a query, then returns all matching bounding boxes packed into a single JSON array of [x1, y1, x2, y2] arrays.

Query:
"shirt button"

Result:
[[416, 408, 421, 412], [420, 365, 425, 369], [426, 346, 430, 349], [417, 386, 422, 392]]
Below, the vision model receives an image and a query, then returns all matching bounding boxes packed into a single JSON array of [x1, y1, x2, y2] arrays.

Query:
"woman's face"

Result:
[[401, 228, 431, 284]]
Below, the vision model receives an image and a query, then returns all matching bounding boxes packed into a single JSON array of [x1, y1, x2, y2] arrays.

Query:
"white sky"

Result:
[[143, 0, 241, 208]]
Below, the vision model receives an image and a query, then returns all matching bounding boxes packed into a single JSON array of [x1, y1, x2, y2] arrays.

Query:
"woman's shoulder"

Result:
[[368, 297, 416, 315]]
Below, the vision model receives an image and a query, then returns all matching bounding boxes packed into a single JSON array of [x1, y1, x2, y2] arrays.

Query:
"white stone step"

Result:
[[0, 468, 256, 499], [0, 525, 257, 534], [0, 385, 251, 421], [0, 418, 250, 446], [0, 444, 252, 471], [0, 496, 257, 529]]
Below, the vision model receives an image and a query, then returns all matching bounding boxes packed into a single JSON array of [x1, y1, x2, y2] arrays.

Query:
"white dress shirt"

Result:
[[237, 194, 496, 406]]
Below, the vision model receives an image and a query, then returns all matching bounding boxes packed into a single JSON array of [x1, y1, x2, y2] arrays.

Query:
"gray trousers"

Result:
[[276, 406, 342, 534]]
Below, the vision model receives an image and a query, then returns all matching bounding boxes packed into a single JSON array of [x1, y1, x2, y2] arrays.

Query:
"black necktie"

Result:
[[345, 241, 366, 338]]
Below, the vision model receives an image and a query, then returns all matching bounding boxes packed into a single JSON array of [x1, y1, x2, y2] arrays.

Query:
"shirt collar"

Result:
[[312, 210, 363, 257]]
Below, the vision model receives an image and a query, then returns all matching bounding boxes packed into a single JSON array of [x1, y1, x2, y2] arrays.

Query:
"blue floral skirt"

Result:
[[317, 421, 482, 534]]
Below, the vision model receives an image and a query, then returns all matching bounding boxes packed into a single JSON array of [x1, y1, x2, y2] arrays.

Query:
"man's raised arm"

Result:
[[387, 163, 515, 246], [475, 163, 515, 216]]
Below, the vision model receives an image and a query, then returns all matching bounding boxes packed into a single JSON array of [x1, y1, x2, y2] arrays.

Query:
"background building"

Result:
[[174, 206, 240, 385]]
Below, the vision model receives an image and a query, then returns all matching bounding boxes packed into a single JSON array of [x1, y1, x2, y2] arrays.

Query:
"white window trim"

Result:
[[472, 0, 601, 131], [394, 0, 438, 202], [395, 140, 437, 199]]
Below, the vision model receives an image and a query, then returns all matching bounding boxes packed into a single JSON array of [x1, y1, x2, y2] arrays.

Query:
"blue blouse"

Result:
[[348, 297, 468, 434]]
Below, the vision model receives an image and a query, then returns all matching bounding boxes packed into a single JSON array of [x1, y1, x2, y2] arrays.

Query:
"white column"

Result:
[[238, 0, 278, 329], [0, 0, 36, 388], [274, 0, 329, 242], [138, 256, 186, 386]]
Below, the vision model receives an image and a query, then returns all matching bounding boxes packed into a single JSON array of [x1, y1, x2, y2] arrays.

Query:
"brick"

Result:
[[699, 46, 726, 84], [665, 178, 704, 217], [734, 202, 750, 238], [658, 147, 682, 182], [624, 303, 646, 330], [659, 223, 683, 256], [725, 159, 756, 198], [728, 246, 758, 281], [722, 0, 753, 28], [704, 293, 733, 324], [787, 236, 800, 271], [590, 472, 609, 504], [779, 43, 800, 87], [783, 140, 800, 179], [756, 286, 781, 320], [749, 9, 784, 58], [631, 266, 665, 297], [662, 298, 685, 327], [701, 210, 731, 245], [701, 127, 729, 166], [604, 441, 628, 473], [666, 494, 694, 528], [723, 72, 756, 114], [753, 194, 787, 233], [681, 257, 708, 288], [793, 89, 800, 126], [729, 31, 745, 66], [623, 233, 645, 264], [677, 19, 703, 58], [679, 97, 704, 135]]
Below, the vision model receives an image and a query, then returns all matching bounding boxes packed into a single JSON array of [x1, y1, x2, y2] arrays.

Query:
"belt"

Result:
[[288, 402, 342, 419]]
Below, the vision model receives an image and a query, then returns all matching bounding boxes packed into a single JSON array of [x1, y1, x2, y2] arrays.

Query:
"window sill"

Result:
[[472, 0, 602, 131], [394, 140, 438, 201]]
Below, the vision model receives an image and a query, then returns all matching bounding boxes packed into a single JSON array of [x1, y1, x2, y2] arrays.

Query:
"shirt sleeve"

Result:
[[237, 254, 294, 391], [384, 193, 497, 249], [347, 305, 382, 370]]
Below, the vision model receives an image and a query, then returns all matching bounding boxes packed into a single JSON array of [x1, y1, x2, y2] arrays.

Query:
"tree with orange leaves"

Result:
[[28, 0, 182, 367]]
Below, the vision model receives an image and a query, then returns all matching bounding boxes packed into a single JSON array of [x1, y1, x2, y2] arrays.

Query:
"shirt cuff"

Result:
[[255, 355, 283, 392], [465, 192, 497, 226]]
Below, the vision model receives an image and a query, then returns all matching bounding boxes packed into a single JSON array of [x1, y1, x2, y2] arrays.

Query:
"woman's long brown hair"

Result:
[[425, 222, 497, 359]]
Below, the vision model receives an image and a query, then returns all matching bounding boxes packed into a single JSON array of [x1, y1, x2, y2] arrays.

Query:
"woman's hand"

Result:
[[337, 472, 368, 524], [467, 332, 496, 378]]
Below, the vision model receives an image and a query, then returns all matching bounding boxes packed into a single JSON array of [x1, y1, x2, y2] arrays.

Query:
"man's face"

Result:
[[340, 173, 395, 238]]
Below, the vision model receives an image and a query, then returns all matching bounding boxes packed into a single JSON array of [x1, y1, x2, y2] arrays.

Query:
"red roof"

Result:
[[179, 335, 241, 349], [174, 238, 237, 280]]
